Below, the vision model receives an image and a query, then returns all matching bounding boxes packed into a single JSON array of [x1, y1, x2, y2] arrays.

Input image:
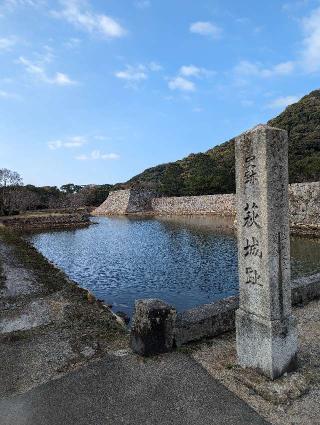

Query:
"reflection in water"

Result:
[[158, 215, 235, 235], [28, 216, 320, 317], [291, 236, 320, 278]]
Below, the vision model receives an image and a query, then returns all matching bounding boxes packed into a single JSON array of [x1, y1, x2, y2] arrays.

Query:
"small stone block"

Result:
[[130, 299, 176, 356]]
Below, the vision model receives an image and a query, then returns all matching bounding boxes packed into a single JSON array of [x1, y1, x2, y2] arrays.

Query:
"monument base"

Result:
[[236, 308, 298, 380]]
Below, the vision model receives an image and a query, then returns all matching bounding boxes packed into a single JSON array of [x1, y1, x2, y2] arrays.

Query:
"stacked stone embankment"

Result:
[[289, 182, 320, 235], [92, 182, 320, 235], [93, 190, 131, 215], [151, 194, 235, 216], [93, 189, 155, 215]]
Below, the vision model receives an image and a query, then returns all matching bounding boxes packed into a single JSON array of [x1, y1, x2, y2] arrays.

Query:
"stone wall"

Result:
[[93, 190, 131, 215], [126, 190, 156, 214], [92, 182, 320, 232], [151, 194, 236, 216], [92, 189, 155, 215], [289, 182, 320, 226]]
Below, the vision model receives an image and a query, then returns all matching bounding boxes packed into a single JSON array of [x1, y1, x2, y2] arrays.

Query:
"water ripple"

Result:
[[28, 216, 320, 317]]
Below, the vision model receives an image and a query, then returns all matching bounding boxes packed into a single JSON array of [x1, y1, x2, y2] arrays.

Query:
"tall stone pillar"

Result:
[[235, 124, 297, 380]]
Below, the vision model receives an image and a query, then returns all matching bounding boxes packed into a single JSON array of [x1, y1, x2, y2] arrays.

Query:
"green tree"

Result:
[[60, 183, 83, 194], [160, 163, 185, 196]]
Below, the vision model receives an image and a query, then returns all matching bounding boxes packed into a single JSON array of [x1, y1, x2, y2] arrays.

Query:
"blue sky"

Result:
[[1, 0, 320, 187]]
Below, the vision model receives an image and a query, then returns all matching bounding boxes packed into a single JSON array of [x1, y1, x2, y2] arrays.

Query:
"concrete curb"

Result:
[[130, 273, 320, 354], [174, 273, 320, 347]]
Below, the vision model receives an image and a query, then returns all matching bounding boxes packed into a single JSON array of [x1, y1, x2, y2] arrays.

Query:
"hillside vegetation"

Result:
[[126, 89, 320, 196]]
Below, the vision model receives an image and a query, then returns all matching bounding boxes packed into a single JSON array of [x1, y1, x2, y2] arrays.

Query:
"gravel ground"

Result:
[[0, 229, 127, 398], [192, 299, 320, 425]]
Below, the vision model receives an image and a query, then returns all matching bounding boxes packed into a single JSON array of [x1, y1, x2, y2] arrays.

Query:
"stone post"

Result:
[[235, 124, 297, 380], [130, 299, 176, 356]]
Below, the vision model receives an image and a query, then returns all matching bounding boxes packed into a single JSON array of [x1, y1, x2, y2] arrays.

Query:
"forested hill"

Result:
[[125, 89, 320, 197]]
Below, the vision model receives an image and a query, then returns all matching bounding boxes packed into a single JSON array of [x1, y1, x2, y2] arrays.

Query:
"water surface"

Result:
[[29, 216, 320, 317]]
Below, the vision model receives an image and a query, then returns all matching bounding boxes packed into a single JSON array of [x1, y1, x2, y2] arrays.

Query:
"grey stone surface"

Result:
[[291, 273, 320, 304], [174, 297, 238, 347], [128, 273, 320, 351], [235, 124, 298, 379], [152, 193, 236, 216], [174, 273, 320, 347], [92, 184, 320, 235], [128, 273, 320, 352], [0, 352, 270, 425], [289, 181, 320, 226], [92, 189, 131, 215], [127, 189, 156, 213], [92, 189, 155, 215], [130, 299, 176, 356]]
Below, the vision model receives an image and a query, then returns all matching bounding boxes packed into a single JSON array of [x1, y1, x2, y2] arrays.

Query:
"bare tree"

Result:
[[0, 168, 23, 215], [10, 188, 41, 213]]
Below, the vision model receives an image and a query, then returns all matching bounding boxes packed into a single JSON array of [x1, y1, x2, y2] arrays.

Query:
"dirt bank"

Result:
[[0, 228, 127, 398], [0, 210, 91, 231]]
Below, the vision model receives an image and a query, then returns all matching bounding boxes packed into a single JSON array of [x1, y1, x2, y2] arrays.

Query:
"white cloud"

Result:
[[190, 21, 222, 39], [267, 95, 300, 109], [301, 6, 320, 72], [5, 0, 43, 6], [18, 56, 77, 86], [148, 61, 162, 71], [115, 65, 147, 82], [233, 6, 320, 76], [38, 46, 55, 64], [135, 1, 151, 9], [52, 72, 77, 86], [64, 136, 86, 147], [234, 60, 259, 76], [75, 150, 120, 160], [282, 1, 309, 13], [53, 0, 126, 39], [18, 56, 46, 77], [241, 99, 254, 107], [48, 136, 86, 150], [168, 76, 195, 92], [168, 64, 213, 92], [179, 64, 213, 78], [0, 78, 14, 83], [235, 17, 250, 24], [180, 65, 202, 77], [114, 62, 162, 87], [101, 152, 120, 160], [0, 37, 17, 51], [1, 0, 45, 11], [63, 37, 81, 49], [234, 60, 295, 78], [234, 6, 320, 77], [48, 140, 63, 150], [265, 61, 295, 76], [0, 90, 20, 100], [94, 135, 110, 141]]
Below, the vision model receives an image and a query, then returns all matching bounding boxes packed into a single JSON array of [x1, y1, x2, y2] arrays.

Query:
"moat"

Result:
[[29, 216, 320, 317]]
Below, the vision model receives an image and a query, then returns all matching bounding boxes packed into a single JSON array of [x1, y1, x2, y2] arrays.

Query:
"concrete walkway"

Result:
[[0, 352, 270, 425]]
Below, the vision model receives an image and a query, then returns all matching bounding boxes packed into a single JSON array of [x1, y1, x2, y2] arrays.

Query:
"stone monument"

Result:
[[235, 124, 297, 379]]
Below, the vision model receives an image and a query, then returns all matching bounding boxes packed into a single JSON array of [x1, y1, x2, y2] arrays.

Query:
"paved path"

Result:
[[0, 352, 270, 425]]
